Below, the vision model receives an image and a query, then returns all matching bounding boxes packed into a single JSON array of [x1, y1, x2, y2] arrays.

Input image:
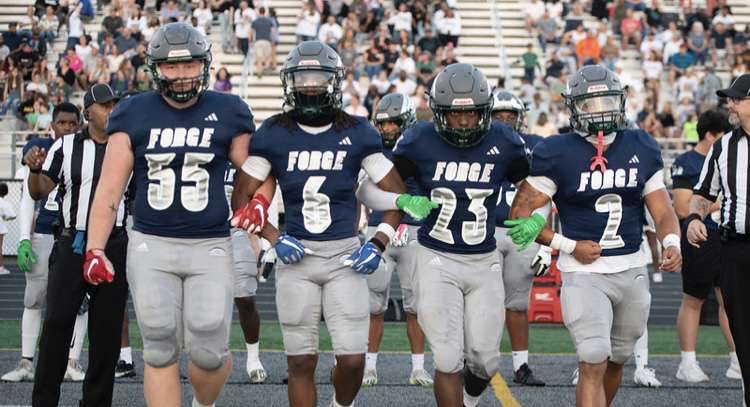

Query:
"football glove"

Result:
[[17, 239, 37, 273], [231, 194, 270, 234], [83, 250, 114, 285], [396, 193, 439, 221], [343, 241, 382, 275], [274, 234, 312, 264], [391, 224, 409, 247], [257, 239, 276, 280], [504, 213, 546, 251], [531, 245, 553, 277]]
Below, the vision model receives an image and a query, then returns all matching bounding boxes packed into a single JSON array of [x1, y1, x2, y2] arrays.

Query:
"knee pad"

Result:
[[188, 343, 226, 371], [23, 291, 45, 310], [577, 337, 611, 364], [432, 347, 464, 375], [401, 288, 417, 314], [369, 289, 388, 315], [465, 349, 501, 380], [504, 291, 531, 312], [143, 326, 180, 368]]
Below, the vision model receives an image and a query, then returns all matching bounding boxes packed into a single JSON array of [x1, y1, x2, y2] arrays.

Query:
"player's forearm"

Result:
[[86, 193, 120, 251], [687, 194, 713, 220], [653, 209, 681, 244], [258, 222, 280, 244], [232, 168, 264, 210], [509, 181, 550, 219]]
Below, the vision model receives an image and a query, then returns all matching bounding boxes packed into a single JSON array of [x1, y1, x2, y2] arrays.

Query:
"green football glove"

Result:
[[396, 193, 439, 221], [504, 213, 546, 251], [17, 239, 37, 273]]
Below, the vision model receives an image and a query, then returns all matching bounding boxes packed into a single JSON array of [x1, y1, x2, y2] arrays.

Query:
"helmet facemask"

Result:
[[566, 90, 626, 135], [431, 102, 493, 148], [149, 54, 211, 103], [375, 113, 415, 147], [281, 66, 343, 124]]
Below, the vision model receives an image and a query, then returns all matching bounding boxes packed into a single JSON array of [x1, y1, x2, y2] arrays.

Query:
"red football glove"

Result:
[[231, 194, 270, 234], [83, 250, 114, 285]]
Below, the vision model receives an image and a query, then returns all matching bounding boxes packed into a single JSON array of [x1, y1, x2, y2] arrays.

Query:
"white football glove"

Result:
[[257, 238, 276, 282], [391, 224, 409, 247], [531, 245, 552, 277]]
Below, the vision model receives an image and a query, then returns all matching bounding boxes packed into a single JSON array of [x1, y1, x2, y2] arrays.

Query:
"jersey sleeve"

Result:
[[228, 95, 256, 137], [528, 137, 562, 186], [638, 130, 664, 180], [670, 154, 698, 190], [41, 137, 64, 184], [106, 96, 136, 137]]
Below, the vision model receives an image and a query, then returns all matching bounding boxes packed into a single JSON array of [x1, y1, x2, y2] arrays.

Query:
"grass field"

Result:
[[0, 320, 732, 356]]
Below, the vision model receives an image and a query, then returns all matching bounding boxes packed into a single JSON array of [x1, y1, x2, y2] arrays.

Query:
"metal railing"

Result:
[[489, 0, 512, 90]]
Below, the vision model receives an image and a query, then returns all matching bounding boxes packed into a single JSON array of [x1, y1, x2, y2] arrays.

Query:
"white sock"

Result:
[[365, 352, 378, 371], [120, 347, 133, 364], [68, 312, 88, 361], [192, 398, 215, 407], [633, 329, 648, 369], [21, 308, 42, 359], [512, 350, 529, 372], [463, 388, 481, 407], [411, 353, 424, 371], [331, 398, 352, 407], [681, 351, 697, 365], [731, 352, 740, 367], [246, 342, 260, 365]]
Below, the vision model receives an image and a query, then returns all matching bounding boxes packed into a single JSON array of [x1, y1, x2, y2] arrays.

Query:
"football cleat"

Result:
[[362, 368, 378, 386], [247, 361, 267, 384], [114, 360, 136, 378], [513, 363, 546, 386], [572, 368, 579, 385], [1, 358, 34, 382], [726, 363, 742, 380], [634, 367, 662, 387], [64, 359, 86, 382], [676, 361, 710, 383], [408, 368, 434, 387]]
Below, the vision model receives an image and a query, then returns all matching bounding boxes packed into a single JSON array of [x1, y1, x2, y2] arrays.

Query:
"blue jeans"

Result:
[[365, 65, 382, 79]]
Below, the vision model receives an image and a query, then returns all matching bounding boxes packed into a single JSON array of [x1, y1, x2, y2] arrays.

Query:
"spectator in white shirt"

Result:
[[318, 15, 343, 51], [296, 2, 320, 43], [371, 70, 391, 95], [344, 94, 370, 117], [642, 50, 663, 81], [523, 0, 546, 31], [388, 3, 412, 40], [391, 70, 417, 96], [436, 8, 461, 47], [234, 1, 255, 55], [66, 1, 84, 51], [712, 7, 735, 29], [193, 1, 214, 35], [640, 32, 664, 60], [391, 50, 416, 80]]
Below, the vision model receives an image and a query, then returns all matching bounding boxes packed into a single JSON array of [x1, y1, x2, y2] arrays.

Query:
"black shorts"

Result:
[[681, 225, 721, 299]]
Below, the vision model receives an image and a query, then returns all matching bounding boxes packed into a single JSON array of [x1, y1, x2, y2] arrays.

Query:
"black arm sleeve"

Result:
[[672, 178, 695, 190], [506, 156, 530, 184], [392, 156, 418, 180]]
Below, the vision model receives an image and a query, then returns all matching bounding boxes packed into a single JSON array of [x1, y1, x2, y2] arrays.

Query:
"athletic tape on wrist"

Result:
[[662, 233, 680, 249], [376, 223, 396, 242], [550, 233, 577, 254]]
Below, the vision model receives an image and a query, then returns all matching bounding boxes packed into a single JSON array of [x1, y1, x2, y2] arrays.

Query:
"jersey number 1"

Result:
[[145, 153, 215, 212], [429, 188, 493, 245]]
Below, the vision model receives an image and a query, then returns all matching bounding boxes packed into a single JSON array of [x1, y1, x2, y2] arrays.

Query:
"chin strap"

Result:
[[589, 130, 608, 172]]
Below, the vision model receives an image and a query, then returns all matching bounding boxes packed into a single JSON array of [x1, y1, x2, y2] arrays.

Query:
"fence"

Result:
[[0, 178, 25, 256]]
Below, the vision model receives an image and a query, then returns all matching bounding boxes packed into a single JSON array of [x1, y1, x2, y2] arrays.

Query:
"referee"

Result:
[[687, 73, 750, 404], [24, 84, 129, 407]]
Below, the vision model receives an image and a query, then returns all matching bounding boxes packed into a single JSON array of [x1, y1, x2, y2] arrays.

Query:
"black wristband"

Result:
[[29, 167, 42, 174], [685, 213, 704, 225], [369, 237, 386, 252]]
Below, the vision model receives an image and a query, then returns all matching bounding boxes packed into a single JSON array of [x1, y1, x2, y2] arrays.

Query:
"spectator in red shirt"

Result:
[[620, 9, 642, 50], [66, 47, 84, 75], [576, 30, 602, 67]]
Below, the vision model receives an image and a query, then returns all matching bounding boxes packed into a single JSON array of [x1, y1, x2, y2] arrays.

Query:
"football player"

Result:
[[1, 102, 89, 384], [672, 109, 739, 382], [224, 163, 267, 384], [386, 63, 529, 407], [506, 65, 681, 406], [84, 22, 266, 407], [358, 93, 433, 388], [491, 90, 549, 387], [231, 41, 434, 407]]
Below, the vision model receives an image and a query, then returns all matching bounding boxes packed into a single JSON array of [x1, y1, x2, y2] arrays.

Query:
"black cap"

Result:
[[717, 74, 750, 99], [83, 84, 119, 109]]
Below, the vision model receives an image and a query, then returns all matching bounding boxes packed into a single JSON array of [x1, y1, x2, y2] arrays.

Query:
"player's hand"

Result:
[[343, 241, 382, 275], [24, 146, 47, 171], [274, 233, 313, 264], [571, 240, 601, 264], [231, 194, 270, 234], [686, 219, 707, 248], [531, 245, 552, 277], [257, 239, 276, 280], [505, 213, 546, 251], [391, 224, 409, 247], [17, 239, 37, 273], [396, 193, 439, 221], [659, 246, 682, 273], [83, 249, 114, 285]]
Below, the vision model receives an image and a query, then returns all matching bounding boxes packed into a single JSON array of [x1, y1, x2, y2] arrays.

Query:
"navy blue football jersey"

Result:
[[393, 121, 528, 254], [23, 137, 59, 234], [495, 133, 544, 226], [530, 130, 663, 256], [671, 150, 718, 230], [107, 91, 255, 238], [367, 148, 421, 227], [249, 116, 382, 241]]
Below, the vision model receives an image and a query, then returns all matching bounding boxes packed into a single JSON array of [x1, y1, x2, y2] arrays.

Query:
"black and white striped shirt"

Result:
[[41, 129, 126, 230], [694, 127, 750, 234]]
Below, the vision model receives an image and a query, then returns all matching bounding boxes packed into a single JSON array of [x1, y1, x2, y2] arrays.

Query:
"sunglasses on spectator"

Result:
[[729, 97, 750, 103]]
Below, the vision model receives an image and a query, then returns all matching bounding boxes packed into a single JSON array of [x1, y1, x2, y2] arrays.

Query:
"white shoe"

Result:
[[246, 361, 267, 384], [408, 368, 434, 387], [676, 361, 710, 383], [1, 359, 34, 382], [362, 368, 378, 386], [634, 367, 662, 387], [0, 267, 9, 275], [726, 363, 742, 380], [64, 359, 86, 382], [652, 272, 663, 283], [572, 368, 579, 385]]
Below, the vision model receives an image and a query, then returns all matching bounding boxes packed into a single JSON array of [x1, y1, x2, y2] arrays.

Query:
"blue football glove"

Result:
[[274, 234, 312, 264], [343, 241, 382, 275]]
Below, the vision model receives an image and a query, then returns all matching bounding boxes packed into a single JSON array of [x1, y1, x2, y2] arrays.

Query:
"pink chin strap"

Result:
[[589, 130, 608, 172]]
